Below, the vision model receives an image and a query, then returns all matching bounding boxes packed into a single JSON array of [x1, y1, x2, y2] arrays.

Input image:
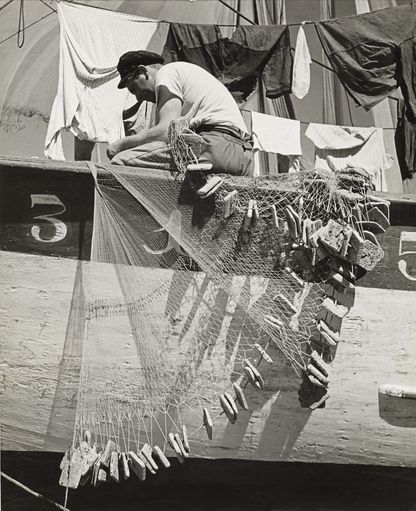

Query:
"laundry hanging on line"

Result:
[[315, 4, 416, 122], [292, 25, 311, 100], [162, 23, 293, 102], [305, 123, 393, 192], [251, 111, 301, 156], [44, 0, 163, 160], [395, 99, 416, 180]]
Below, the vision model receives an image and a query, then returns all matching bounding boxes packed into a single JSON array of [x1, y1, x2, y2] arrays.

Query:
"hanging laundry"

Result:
[[315, 4, 416, 122], [395, 99, 416, 180], [252, 112, 301, 156], [45, 1, 162, 159], [305, 123, 393, 191], [292, 25, 311, 100], [162, 23, 292, 102]]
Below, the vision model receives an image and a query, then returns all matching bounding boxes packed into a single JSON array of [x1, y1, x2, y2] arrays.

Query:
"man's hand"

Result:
[[106, 90, 182, 160], [107, 141, 123, 159]]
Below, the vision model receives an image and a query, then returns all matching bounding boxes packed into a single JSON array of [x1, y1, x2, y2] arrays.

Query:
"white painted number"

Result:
[[30, 194, 67, 243], [143, 209, 187, 256], [398, 231, 416, 281]]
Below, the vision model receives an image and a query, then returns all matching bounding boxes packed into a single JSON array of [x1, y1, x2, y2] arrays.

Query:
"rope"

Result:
[[0, 10, 54, 46], [1, 471, 70, 511], [39, 0, 57, 13], [17, 0, 25, 47], [240, 108, 398, 130], [0, 0, 15, 12], [218, 0, 256, 25]]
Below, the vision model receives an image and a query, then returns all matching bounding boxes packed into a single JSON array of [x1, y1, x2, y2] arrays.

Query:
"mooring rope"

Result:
[[1, 471, 71, 511]]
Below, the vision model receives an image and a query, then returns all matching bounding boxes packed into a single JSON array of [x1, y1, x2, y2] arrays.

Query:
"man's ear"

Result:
[[138, 65, 148, 78]]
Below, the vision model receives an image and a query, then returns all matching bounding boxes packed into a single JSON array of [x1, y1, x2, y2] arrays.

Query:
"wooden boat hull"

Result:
[[1, 157, 416, 467]]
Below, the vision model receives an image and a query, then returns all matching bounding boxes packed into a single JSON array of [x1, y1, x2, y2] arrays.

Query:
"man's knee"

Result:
[[110, 155, 123, 165], [111, 149, 132, 166]]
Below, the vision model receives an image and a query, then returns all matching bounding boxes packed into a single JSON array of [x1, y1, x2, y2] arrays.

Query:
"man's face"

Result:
[[126, 68, 156, 103]]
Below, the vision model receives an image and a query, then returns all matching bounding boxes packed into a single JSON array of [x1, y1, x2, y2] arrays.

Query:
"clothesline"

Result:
[[239, 108, 398, 131], [60, 0, 240, 26], [0, 10, 54, 45], [0, 0, 335, 80], [2, 0, 407, 48], [1, 0, 409, 93], [0, 0, 338, 81], [69, 0, 317, 28], [39, 0, 57, 13]]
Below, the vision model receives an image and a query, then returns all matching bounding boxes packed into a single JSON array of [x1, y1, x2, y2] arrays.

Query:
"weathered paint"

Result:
[[1, 250, 415, 466], [1, 156, 416, 291]]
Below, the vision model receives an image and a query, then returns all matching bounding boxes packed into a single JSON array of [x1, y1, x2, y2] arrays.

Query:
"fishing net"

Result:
[[60, 121, 389, 488]]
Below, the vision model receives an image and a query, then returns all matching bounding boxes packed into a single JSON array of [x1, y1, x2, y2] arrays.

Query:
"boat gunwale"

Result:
[[1, 155, 415, 206]]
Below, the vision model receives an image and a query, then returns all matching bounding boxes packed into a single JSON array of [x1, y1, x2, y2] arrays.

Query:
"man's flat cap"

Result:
[[117, 50, 164, 89]]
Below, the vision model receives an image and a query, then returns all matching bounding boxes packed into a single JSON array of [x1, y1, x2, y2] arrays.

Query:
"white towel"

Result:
[[292, 26, 311, 100], [45, 1, 161, 160], [251, 112, 302, 156], [305, 123, 376, 150], [305, 123, 393, 191]]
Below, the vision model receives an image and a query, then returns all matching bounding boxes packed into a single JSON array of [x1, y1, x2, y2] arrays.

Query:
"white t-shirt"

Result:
[[155, 62, 248, 134]]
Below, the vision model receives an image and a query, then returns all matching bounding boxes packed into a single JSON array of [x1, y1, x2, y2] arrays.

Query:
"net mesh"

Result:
[[60, 125, 387, 486]]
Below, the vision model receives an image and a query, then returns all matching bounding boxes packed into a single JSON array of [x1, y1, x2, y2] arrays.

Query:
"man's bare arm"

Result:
[[122, 101, 142, 120], [108, 86, 182, 158]]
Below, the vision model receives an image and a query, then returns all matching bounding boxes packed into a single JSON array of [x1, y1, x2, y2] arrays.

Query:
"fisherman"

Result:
[[107, 50, 253, 176]]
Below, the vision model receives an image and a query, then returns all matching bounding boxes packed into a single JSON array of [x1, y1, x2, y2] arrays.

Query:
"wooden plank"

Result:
[[1, 250, 415, 466]]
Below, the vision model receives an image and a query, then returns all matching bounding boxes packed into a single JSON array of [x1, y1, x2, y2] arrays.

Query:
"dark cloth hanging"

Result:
[[315, 5, 416, 122], [395, 99, 416, 180], [162, 23, 292, 102]]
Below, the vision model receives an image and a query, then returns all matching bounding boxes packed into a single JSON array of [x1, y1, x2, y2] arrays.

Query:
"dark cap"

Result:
[[117, 50, 164, 89]]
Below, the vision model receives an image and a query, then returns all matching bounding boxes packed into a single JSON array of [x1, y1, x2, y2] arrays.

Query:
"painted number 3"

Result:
[[30, 194, 67, 243]]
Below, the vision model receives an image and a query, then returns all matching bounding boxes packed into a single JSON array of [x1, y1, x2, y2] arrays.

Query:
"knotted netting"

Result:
[[60, 122, 388, 488]]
